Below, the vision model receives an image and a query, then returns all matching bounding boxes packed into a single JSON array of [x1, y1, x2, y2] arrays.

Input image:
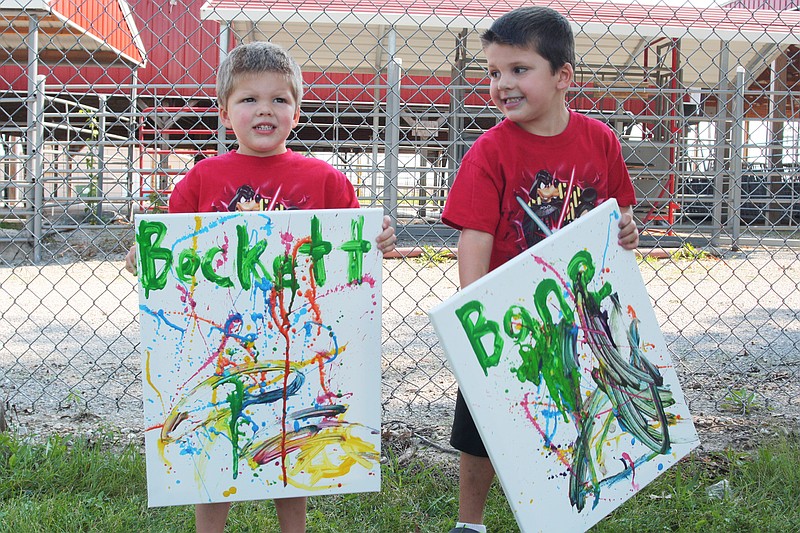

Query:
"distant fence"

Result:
[[1, 0, 799, 439]]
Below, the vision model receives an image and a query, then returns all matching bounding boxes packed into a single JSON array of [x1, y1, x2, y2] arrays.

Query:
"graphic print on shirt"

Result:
[[215, 184, 300, 212], [520, 169, 598, 248]]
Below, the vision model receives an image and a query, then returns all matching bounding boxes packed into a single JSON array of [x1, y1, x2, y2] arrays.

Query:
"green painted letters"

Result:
[[455, 300, 503, 376], [137, 220, 172, 298]]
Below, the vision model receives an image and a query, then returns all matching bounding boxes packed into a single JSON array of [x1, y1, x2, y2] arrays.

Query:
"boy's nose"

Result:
[[497, 74, 512, 90]]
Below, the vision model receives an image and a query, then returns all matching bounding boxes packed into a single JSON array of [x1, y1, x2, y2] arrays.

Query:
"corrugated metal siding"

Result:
[[303, 72, 491, 107], [128, 0, 218, 97], [0, 0, 144, 90], [52, 0, 142, 62], [0, 0, 219, 96], [207, 0, 800, 36], [3, 0, 797, 101], [725, 0, 799, 10]]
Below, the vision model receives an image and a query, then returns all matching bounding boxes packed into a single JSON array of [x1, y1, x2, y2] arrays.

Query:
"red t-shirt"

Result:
[[442, 111, 637, 271], [169, 149, 360, 214]]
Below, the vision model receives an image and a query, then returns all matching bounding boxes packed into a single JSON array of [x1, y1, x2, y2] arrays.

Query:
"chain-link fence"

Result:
[[1, 0, 800, 449]]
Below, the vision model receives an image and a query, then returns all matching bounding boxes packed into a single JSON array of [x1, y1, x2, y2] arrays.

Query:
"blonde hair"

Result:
[[216, 41, 303, 109]]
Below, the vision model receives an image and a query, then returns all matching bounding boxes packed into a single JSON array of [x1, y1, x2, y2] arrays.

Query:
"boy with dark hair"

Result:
[[441, 7, 639, 533], [126, 41, 395, 533]]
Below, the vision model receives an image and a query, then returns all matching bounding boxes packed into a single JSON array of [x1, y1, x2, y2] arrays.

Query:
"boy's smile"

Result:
[[219, 71, 301, 157], [484, 43, 572, 136]]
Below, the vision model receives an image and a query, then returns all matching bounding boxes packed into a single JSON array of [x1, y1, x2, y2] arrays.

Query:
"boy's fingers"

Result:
[[618, 228, 639, 249], [380, 234, 397, 249], [125, 247, 138, 275]]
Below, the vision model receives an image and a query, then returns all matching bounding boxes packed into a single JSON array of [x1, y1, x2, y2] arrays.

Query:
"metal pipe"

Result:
[[385, 27, 400, 225], [711, 42, 730, 246], [25, 14, 43, 262], [32, 75, 45, 263], [370, 26, 386, 206], [217, 24, 231, 154], [729, 66, 746, 249], [126, 69, 139, 220], [95, 94, 108, 222]]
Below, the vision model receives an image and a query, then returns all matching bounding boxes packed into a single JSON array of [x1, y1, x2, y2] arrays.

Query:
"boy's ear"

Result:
[[292, 106, 301, 127], [219, 107, 233, 129], [556, 62, 574, 91]]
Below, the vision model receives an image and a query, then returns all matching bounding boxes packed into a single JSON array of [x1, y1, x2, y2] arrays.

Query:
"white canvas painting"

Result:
[[136, 209, 383, 507], [429, 199, 699, 532]]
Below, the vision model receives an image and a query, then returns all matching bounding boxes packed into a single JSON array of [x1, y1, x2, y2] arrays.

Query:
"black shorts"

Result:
[[449, 388, 488, 457]]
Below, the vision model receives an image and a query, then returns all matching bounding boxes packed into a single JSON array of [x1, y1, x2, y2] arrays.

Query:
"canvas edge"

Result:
[[136, 208, 385, 506]]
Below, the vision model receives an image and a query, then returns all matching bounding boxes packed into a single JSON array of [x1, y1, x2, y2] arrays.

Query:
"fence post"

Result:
[[385, 27, 401, 223], [126, 70, 139, 220], [217, 24, 231, 155], [23, 15, 45, 262], [728, 65, 746, 250], [95, 94, 108, 222], [31, 75, 45, 264], [711, 42, 730, 247]]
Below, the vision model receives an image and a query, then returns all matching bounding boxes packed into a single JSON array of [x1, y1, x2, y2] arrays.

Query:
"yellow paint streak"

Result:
[[145, 349, 165, 411], [288, 426, 378, 486], [146, 349, 172, 469]]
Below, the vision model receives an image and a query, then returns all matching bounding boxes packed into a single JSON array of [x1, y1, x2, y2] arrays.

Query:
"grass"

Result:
[[636, 252, 662, 268], [670, 242, 714, 261], [413, 245, 453, 266], [2, 432, 800, 532]]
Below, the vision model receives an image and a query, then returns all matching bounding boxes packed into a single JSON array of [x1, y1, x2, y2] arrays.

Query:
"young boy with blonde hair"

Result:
[[126, 41, 395, 532], [441, 7, 639, 532]]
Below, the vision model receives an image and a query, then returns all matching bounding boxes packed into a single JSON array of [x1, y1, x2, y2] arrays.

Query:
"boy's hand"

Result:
[[617, 210, 639, 250], [376, 215, 397, 255], [125, 245, 138, 276]]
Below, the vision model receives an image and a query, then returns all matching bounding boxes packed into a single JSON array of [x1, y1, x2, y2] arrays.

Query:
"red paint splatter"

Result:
[[621, 452, 639, 490]]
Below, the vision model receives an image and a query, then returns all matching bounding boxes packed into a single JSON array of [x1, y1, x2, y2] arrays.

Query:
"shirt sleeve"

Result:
[[324, 167, 360, 209], [441, 150, 502, 234], [168, 167, 200, 214]]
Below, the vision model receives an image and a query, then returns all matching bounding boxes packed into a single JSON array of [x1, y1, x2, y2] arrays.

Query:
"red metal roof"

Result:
[[52, 0, 144, 64], [1, 0, 214, 94], [202, 0, 800, 42], [3, 0, 799, 96], [726, 0, 799, 10], [0, 0, 145, 66]]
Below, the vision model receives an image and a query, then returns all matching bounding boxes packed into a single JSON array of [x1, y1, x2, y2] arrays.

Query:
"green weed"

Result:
[[413, 245, 452, 266], [671, 242, 712, 260], [720, 387, 762, 414], [637, 252, 662, 268]]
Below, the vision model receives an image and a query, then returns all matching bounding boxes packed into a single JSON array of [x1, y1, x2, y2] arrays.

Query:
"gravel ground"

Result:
[[1, 232, 799, 462]]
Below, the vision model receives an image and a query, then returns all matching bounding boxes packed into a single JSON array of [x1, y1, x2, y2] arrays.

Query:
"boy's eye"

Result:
[[242, 97, 256, 103], [488, 70, 499, 79], [274, 97, 286, 103], [514, 67, 528, 74]]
